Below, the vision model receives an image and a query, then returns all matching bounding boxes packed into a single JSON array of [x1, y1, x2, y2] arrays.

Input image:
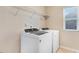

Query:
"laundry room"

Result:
[[0, 6, 79, 53]]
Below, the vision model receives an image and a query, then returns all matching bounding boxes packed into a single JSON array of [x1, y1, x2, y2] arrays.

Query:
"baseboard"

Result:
[[60, 45, 79, 53]]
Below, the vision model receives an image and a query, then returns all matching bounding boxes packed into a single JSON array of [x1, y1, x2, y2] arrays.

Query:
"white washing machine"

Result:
[[21, 30, 59, 53]]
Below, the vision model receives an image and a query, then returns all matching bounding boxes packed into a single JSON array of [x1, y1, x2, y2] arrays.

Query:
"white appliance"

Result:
[[21, 30, 59, 53]]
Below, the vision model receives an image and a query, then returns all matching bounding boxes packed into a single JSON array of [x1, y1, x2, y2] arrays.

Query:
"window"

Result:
[[63, 7, 79, 31]]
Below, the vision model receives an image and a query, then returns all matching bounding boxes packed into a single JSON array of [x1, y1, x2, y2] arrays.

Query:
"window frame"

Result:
[[63, 7, 79, 31]]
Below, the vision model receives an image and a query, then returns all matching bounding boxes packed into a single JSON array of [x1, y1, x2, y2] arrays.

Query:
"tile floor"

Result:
[[57, 48, 76, 53]]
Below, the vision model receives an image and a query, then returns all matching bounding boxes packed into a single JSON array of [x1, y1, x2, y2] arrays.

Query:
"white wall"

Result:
[[46, 6, 79, 50], [0, 6, 45, 52], [15, 6, 46, 29]]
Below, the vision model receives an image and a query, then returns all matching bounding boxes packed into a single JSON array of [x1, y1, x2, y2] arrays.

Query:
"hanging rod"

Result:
[[9, 6, 50, 20], [10, 6, 43, 16]]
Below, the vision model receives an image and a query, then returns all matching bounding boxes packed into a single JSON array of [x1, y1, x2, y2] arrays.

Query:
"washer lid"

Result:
[[30, 31, 48, 35]]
